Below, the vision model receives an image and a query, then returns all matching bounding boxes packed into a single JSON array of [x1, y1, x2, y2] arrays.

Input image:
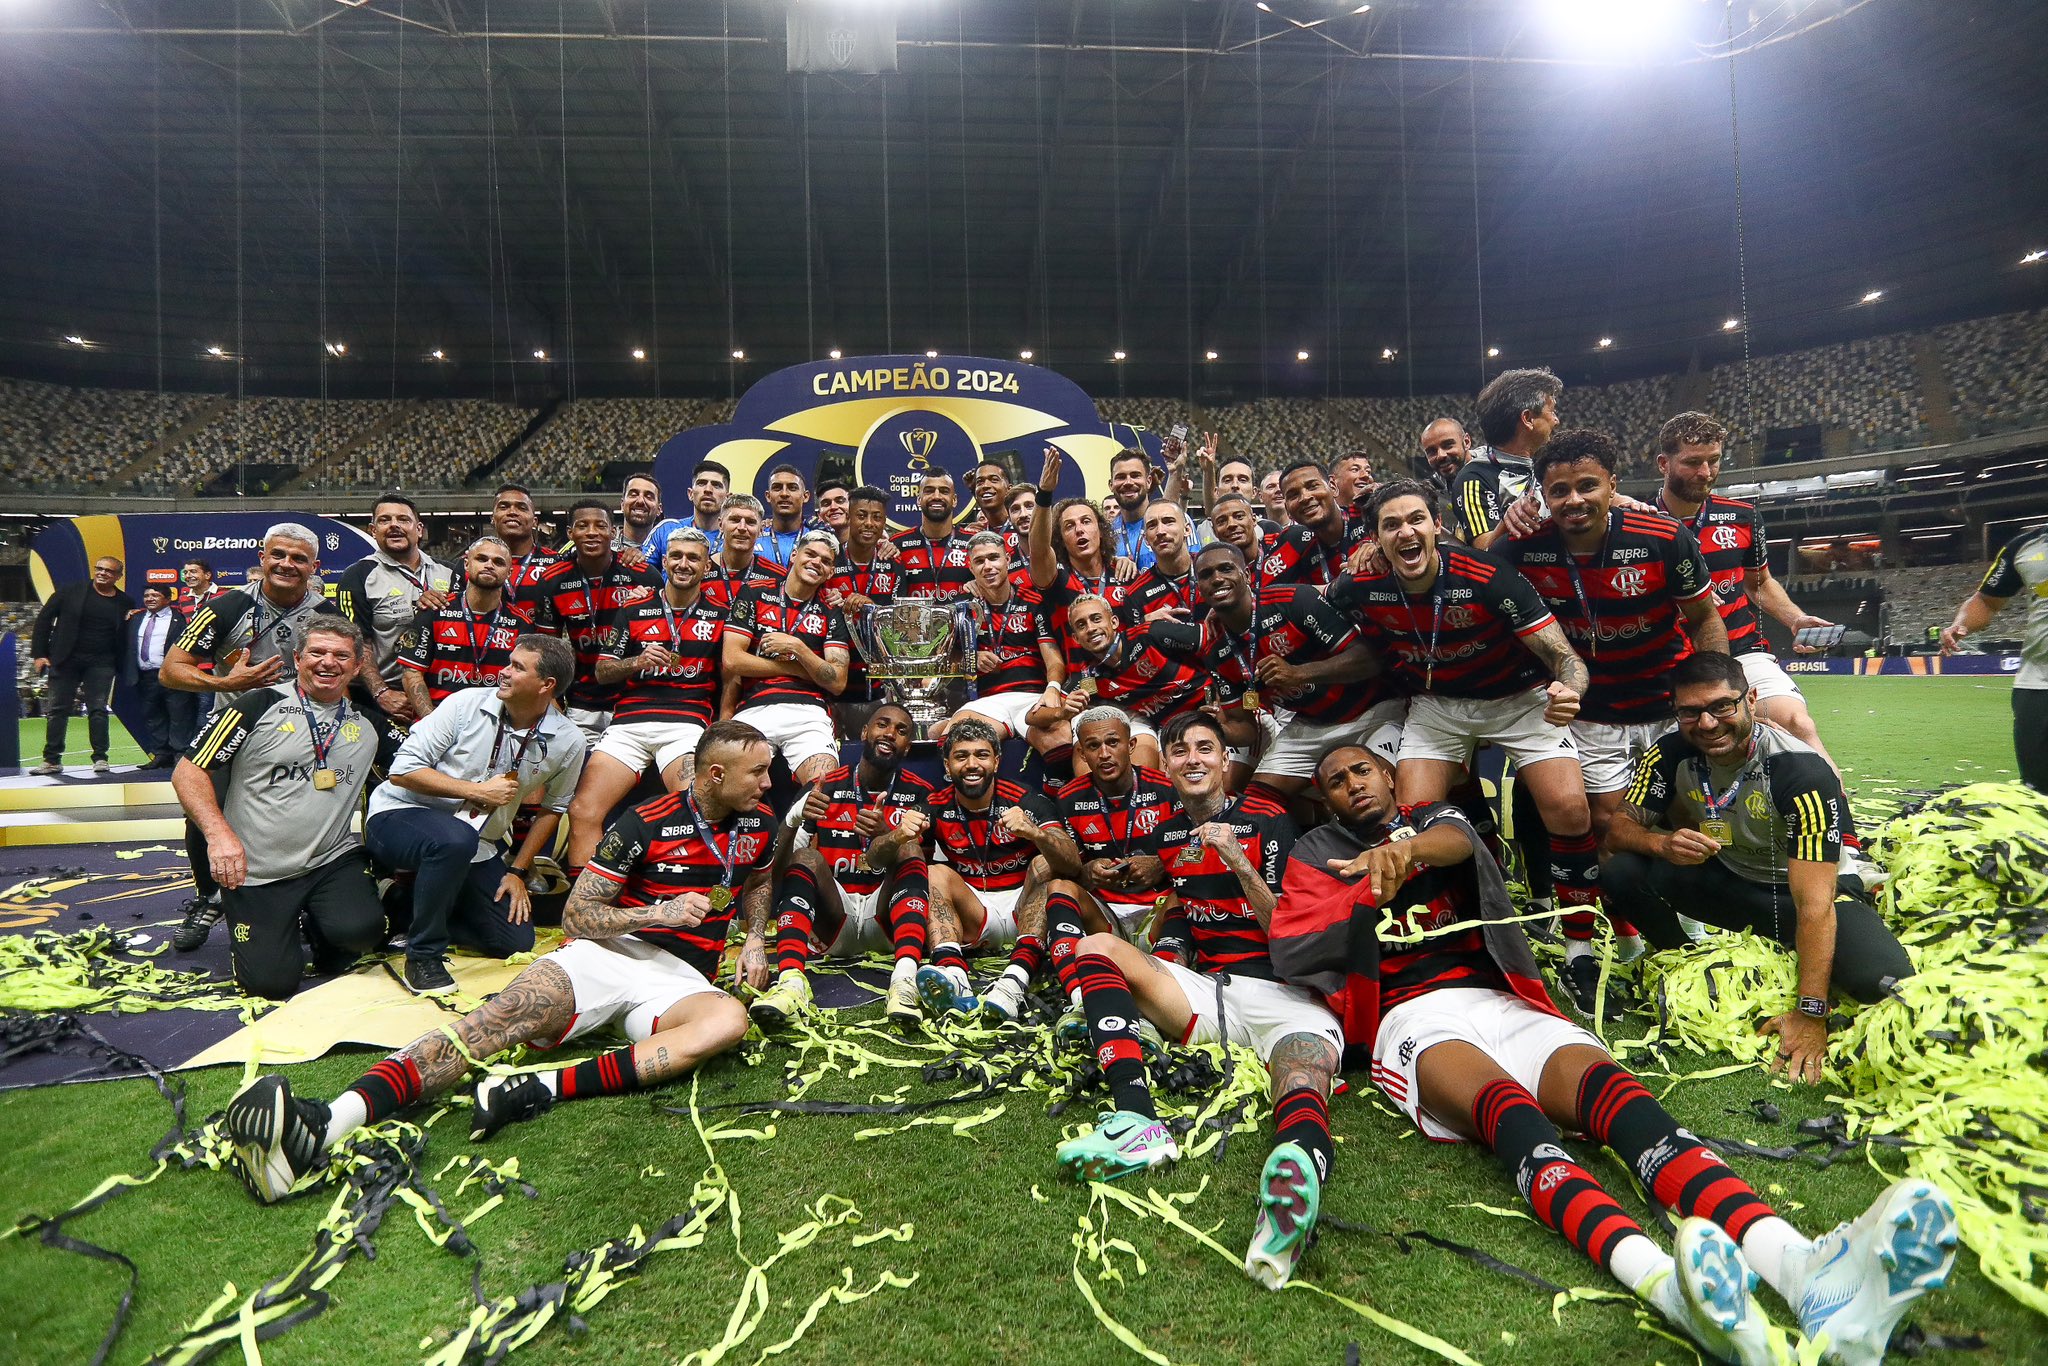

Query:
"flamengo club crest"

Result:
[[1610, 567, 1651, 596]]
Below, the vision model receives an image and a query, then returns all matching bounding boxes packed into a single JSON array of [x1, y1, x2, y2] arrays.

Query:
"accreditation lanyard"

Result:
[[487, 712, 545, 778], [1397, 572, 1446, 691], [389, 558, 437, 602], [686, 792, 740, 900], [961, 794, 1007, 888], [1698, 736, 1758, 841], [1114, 517, 1146, 564], [248, 593, 315, 657], [1562, 515, 1614, 659], [294, 687, 348, 788], [1214, 610, 1264, 695]]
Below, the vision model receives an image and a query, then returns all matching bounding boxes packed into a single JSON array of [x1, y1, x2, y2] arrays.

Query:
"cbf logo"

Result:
[[152, 536, 170, 554], [856, 408, 983, 530]]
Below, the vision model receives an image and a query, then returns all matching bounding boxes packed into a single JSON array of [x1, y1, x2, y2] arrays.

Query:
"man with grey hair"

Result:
[[1454, 367, 1562, 549], [336, 493, 452, 722], [163, 522, 352, 953], [397, 535, 552, 718], [173, 615, 401, 999]]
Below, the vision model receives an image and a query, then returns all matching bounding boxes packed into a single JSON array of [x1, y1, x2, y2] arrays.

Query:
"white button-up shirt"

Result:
[[368, 688, 587, 862]]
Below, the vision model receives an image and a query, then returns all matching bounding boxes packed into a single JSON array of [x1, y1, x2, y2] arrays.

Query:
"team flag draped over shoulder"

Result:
[[786, 0, 898, 75]]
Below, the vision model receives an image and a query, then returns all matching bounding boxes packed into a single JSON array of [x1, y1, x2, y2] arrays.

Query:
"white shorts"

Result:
[[542, 934, 729, 1047], [1125, 714, 1160, 748], [1257, 697, 1410, 779], [955, 689, 1043, 737], [823, 885, 895, 957], [961, 881, 1025, 950], [1156, 961, 1344, 1066], [1738, 650, 1802, 704], [1227, 709, 1283, 769], [566, 707, 612, 744], [1570, 719, 1669, 794], [1399, 689, 1578, 773], [1080, 886, 1156, 939], [738, 701, 840, 772], [1370, 987, 1602, 1141], [593, 718, 704, 775]]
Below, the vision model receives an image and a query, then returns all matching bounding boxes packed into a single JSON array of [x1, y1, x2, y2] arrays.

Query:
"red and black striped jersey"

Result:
[[1656, 493, 1770, 657], [927, 779, 1055, 893], [1258, 522, 1362, 590], [1054, 768, 1178, 918], [965, 591, 1054, 696], [701, 555, 786, 611], [1118, 563, 1207, 628], [1329, 545, 1556, 699], [585, 790, 779, 978], [601, 594, 727, 725], [1152, 790, 1298, 979], [805, 763, 937, 895], [395, 602, 529, 702], [724, 585, 851, 711], [1019, 567, 1129, 667], [1501, 509, 1714, 725], [534, 554, 662, 711], [1081, 628, 1208, 725], [889, 528, 972, 598], [1161, 585, 1389, 724], [821, 552, 900, 609], [1370, 805, 1511, 1012], [451, 547, 564, 618]]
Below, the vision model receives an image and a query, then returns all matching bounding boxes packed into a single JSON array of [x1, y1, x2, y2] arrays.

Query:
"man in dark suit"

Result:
[[31, 556, 134, 775], [127, 585, 181, 767]]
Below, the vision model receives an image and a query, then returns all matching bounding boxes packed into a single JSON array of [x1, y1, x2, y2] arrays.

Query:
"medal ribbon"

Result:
[[1561, 511, 1613, 659], [293, 686, 347, 775], [1396, 570, 1445, 691], [686, 793, 739, 891], [1699, 735, 1759, 828]]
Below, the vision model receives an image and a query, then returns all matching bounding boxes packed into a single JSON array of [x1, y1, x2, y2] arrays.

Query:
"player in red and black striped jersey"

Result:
[[1157, 544, 1394, 796], [721, 530, 851, 786], [1024, 445, 1133, 665], [943, 532, 1072, 783], [447, 484, 563, 615], [562, 532, 729, 876], [1655, 411, 1845, 773], [701, 496, 788, 610], [1061, 595, 1207, 771], [821, 485, 900, 710], [889, 469, 973, 599], [1259, 462, 1368, 590], [914, 720, 1068, 1020], [1118, 499, 1207, 628], [396, 537, 544, 715], [749, 705, 936, 1032], [221, 723, 780, 1184], [1050, 712, 1343, 1292], [533, 499, 662, 735]]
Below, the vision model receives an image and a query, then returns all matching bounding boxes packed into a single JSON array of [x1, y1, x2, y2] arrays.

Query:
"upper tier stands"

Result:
[[140, 397, 406, 493], [1706, 334, 1925, 455], [0, 378, 213, 489], [319, 399, 531, 492], [501, 397, 715, 490], [1934, 307, 2048, 438]]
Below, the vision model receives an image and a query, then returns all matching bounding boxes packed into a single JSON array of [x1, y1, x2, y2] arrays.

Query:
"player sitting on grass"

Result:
[[1281, 736, 1956, 1366], [1055, 710, 1342, 1292], [222, 722, 779, 1203], [750, 704, 936, 1033]]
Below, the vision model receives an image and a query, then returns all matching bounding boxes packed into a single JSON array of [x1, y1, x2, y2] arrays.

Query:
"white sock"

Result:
[[891, 956, 917, 983], [323, 1091, 368, 1147], [999, 963, 1030, 989], [1565, 938, 1596, 963], [1739, 1216, 1811, 1303], [1611, 1233, 1677, 1309], [1068, 987, 1082, 1008], [535, 1070, 562, 1097], [1614, 933, 1644, 963]]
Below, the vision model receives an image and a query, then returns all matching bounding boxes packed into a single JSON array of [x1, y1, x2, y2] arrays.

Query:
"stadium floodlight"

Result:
[[2023, 250, 2046, 265], [1380, 347, 1396, 360], [1597, 337, 1614, 348], [1487, 346, 1501, 358], [828, 348, 842, 359], [533, 349, 547, 360], [205, 345, 225, 357], [1112, 350, 1127, 361], [325, 341, 346, 357], [1538, 0, 1686, 59], [63, 334, 86, 346], [1019, 349, 1034, 360], [1722, 318, 1741, 331], [731, 349, 746, 360], [429, 348, 446, 361], [926, 349, 939, 358], [1860, 289, 1884, 303], [1296, 349, 1310, 361], [1205, 349, 1219, 361]]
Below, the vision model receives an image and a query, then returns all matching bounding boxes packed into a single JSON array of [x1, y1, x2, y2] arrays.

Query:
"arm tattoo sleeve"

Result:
[[559, 867, 662, 939], [742, 871, 774, 938], [1523, 620, 1590, 695]]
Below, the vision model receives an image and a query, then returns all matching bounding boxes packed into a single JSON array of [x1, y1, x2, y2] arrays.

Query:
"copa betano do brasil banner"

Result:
[[652, 355, 1160, 529], [28, 512, 377, 604]]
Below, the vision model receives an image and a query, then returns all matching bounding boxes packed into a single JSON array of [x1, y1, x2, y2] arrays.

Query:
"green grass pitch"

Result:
[[0, 676, 2034, 1364]]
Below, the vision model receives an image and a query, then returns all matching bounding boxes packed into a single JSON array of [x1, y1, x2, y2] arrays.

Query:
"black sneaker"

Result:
[[171, 895, 223, 952], [223, 1074, 332, 1204], [470, 1073, 554, 1141], [403, 954, 457, 996], [1560, 955, 1625, 1022]]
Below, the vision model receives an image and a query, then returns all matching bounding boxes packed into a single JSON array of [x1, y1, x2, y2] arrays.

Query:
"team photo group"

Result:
[[119, 366, 1988, 1366]]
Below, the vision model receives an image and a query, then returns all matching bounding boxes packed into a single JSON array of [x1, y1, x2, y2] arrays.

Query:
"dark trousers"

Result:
[[185, 820, 218, 900], [2016, 687, 2048, 794], [134, 667, 173, 760], [221, 850, 385, 1000], [1602, 850, 1913, 1002], [365, 809, 535, 963], [42, 661, 116, 764], [164, 680, 205, 756]]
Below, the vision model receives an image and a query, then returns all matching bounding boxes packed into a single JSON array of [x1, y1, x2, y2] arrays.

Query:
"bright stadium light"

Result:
[[1019, 349, 1034, 360], [533, 349, 547, 360], [205, 345, 225, 357], [1380, 347, 1396, 360], [1539, 0, 1686, 59], [1860, 289, 1884, 303], [1205, 349, 1219, 361], [1722, 318, 1741, 331], [1487, 346, 1501, 358], [1597, 337, 1614, 349], [828, 348, 842, 359], [2023, 250, 2046, 265], [429, 348, 446, 361], [926, 349, 939, 358], [325, 341, 347, 357], [1295, 349, 1310, 362], [731, 349, 746, 360], [63, 334, 87, 347]]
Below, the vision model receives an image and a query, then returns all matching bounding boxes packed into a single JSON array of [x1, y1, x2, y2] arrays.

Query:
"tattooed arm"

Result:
[[1520, 619, 1589, 696], [737, 867, 774, 990], [559, 866, 706, 939]]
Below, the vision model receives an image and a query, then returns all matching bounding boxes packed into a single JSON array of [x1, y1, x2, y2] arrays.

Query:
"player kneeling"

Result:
[[750, 704, 937, 1033], [223, 722, 780, 1203], [1279, 736, 1956, 1365], [1055, 711, 1342, 1292]]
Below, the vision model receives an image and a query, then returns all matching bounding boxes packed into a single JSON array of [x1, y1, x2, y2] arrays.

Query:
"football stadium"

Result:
[[1, 2, 2045, 1363]]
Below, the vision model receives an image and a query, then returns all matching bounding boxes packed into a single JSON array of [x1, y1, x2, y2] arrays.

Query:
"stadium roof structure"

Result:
[[2, 0, 2046, 404]]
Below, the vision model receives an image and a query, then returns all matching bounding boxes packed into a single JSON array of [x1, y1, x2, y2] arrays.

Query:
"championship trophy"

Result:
[[848, 599, 980, 740]]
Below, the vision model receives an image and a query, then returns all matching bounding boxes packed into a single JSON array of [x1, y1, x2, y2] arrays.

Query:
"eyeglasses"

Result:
[[1675, 696, 1746, 725]]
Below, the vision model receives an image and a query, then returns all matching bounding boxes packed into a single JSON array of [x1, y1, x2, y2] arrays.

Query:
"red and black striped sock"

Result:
[[346, 1055, 423, 1123], [1040, 744, 1075, 798], [1075, 952, 1155, 1118], [931, 942, 970, 975], [1046, 890, 1088, 996], [550, 1045, 644, 1100], [1273, 1085, 1334, 1182], [1577, 1061, 1776, 1242], [773, 862, 820, 977], [1472, 1077, 1644, 1274], [1550, 828, 1602, 940], [886, 858, 930, 963], [1007, 934, 1045, 981]]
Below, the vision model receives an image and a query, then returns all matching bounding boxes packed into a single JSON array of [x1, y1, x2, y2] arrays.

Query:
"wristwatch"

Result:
[[1796, 995, 1828, 1019]]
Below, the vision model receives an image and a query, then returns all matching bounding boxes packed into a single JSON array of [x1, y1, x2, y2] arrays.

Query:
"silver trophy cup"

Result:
[[848, 599, 979, 739]]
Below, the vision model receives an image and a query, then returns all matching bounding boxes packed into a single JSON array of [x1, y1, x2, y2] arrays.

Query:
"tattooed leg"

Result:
[[396, 958, 578, 1095], [626, 992, 751, 1084]]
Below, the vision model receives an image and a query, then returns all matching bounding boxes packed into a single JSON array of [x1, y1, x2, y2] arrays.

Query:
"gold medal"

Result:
[[1074, 676, 1098, 700], [1700, 818, 1733, 844], [707, 885, 734, 911], [312, 769, 338, 790], [1241, 686, 1262, 712]]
